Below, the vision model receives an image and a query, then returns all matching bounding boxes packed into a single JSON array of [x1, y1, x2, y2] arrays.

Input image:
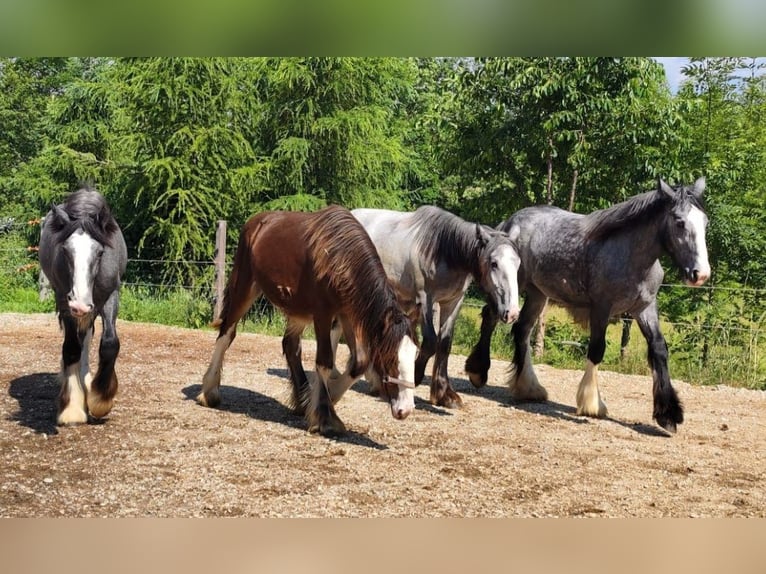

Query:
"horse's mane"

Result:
[[49, 186, 118, 247], [305, 205, 412, 373], [412, 205, 485, 274]]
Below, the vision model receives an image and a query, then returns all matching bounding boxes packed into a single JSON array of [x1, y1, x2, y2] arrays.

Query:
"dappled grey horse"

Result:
[[335, 205, 521, 408], [465, 178, 710, 432], [39, 186, 127, 425]]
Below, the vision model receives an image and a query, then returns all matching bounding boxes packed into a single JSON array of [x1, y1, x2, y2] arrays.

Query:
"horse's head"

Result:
[[475, 224, 521, 324], [376, 310, 418, 420], [658, 177, 711, 287], [49, 202, 108, 319]]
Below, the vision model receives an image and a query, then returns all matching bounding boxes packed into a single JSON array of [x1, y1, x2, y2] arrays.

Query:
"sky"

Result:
[[654, 57, 689, 93]]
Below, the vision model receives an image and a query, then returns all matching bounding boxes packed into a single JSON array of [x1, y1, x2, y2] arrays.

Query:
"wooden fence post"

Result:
[[213, 220, 227, 322], [39, 270, 51, 301]]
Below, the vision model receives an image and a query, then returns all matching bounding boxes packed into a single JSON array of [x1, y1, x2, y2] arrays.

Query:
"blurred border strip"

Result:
[[1, 0, 765, 56]]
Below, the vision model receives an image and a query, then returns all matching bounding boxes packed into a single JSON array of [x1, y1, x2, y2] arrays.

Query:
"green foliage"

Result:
[[437, 57, 681, 220], [1, 57, 766, 391]]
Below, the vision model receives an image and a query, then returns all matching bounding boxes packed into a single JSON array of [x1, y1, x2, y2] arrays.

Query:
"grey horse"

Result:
[[336, 205, 521, 409], [465, 178, 710, 432], [39, 186, 127, 425]]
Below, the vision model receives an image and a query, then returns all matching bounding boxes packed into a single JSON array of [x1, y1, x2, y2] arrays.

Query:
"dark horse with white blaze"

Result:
[[39, 186, 127, 425], [342, 206, 521, 409], [465, 178, 710, 433], [197, 205, 418, 437]]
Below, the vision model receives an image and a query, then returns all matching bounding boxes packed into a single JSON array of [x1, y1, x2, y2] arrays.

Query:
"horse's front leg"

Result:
[[307, 316, 348, 437], [430, 296, 464, 408], [57, 315, 89, 425], [508, 287, 548, 401], [576, 306, 610, 418], [635, 301, 683, 433], [327, 317, 364, 404], [415, 293, 438, 385], [87, 290, 121, 419], [465, 304, 498, 388]]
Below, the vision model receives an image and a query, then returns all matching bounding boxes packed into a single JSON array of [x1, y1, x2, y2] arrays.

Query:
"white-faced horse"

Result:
[[39, 186, 127, 425], [338, 205, 521, 409], [465, 178, 710, 433]]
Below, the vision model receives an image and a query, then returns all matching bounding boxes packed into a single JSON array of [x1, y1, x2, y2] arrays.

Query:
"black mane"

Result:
[[49, 186, 118, 247], [582, 183, 705, 241], [412, 206, 485, 273]]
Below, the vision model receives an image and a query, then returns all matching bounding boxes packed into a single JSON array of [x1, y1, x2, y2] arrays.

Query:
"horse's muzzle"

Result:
[[502, 307, 520, 324], [68, 300, 93, 317], [685, 268, 710, 287]]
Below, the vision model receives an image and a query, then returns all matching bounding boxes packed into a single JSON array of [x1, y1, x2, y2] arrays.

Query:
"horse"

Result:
[[338, 206, 521, 409], [38, 186, 128, 425], [465, 178, 710, 433], [197, 205, 419, 437]]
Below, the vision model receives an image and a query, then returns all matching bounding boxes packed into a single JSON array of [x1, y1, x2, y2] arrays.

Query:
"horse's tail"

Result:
[[213, 217, 263, 334]]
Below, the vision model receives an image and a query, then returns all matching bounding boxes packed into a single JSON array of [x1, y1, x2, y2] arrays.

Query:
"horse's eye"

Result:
[[675, 219, 685, 229], [490, 261, 498, 270]]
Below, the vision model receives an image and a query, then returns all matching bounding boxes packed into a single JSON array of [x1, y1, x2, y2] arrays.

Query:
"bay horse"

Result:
[[197, 205, 418, 437], [339, 206, 521, 409], [39, 186, 127, 425], [465, 178, 710, 432]]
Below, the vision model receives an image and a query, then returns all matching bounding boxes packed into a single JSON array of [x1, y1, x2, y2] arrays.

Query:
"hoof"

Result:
[[431, 390, 464, 409], [576, 401, 608, 418], [510, 385, 549, 402], [467, 371, 487, 389], [309, 419, 347, 437], [655, 411, 682, 434], [657, 418, 677, 434], [57, 407, 88, 426], [87, 395, 114, 419], [196, 389, 220, 408]]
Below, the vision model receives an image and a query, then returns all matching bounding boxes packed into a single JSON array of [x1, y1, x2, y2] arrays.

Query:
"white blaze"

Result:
[[66, 229, 98, 308], [494, 244, 521, 322], [391, 335, 417, 419], [687, 206, 711, 284]]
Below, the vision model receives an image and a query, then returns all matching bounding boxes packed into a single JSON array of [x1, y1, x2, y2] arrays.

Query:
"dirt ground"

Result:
[[1, 312, 764, 517]]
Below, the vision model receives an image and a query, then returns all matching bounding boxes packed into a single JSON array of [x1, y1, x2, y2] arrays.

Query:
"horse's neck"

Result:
[[620, 217, 666, 270]]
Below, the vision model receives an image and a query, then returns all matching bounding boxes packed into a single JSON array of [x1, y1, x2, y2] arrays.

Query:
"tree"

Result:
[[249, 58, 421, 211], [436, 57, 681, 223]]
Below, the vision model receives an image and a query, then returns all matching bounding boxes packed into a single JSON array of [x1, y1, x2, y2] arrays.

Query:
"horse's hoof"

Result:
[[510, 385, 549, 402], [57, 407, 88, 426], [309, 419, 347, 437], [196, 390, 220, 408], [432, 392, 464, 409], [467, 371, 487, 388], [576, 402, 608, 418], [655, 415, 678, 434], [87, 395, 114, 419]]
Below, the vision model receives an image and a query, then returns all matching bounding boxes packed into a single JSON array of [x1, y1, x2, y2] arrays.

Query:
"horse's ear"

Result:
[[475, 223, 490, 249], [691, 177, 706, 199], [657, 178, 676, 200], [51, 203, 70, 226]]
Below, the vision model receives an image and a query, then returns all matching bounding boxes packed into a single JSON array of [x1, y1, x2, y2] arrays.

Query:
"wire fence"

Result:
[[2, 219, 764, 386]]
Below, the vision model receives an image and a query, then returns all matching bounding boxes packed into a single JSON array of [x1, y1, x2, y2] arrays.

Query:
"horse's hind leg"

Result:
[[282, 317, 310, 414], [465, 304, 498, 388], [430, 297, 464, 408], [57, 316, 88, 425], [198, 282, 260, 409], [87, 290, 121, 419], [414, 295, 438, 386], [509, 288, 548, 401], [575, 308, 609, 418], [635, 301, 683, 433], [307, 314, 347, 436]]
